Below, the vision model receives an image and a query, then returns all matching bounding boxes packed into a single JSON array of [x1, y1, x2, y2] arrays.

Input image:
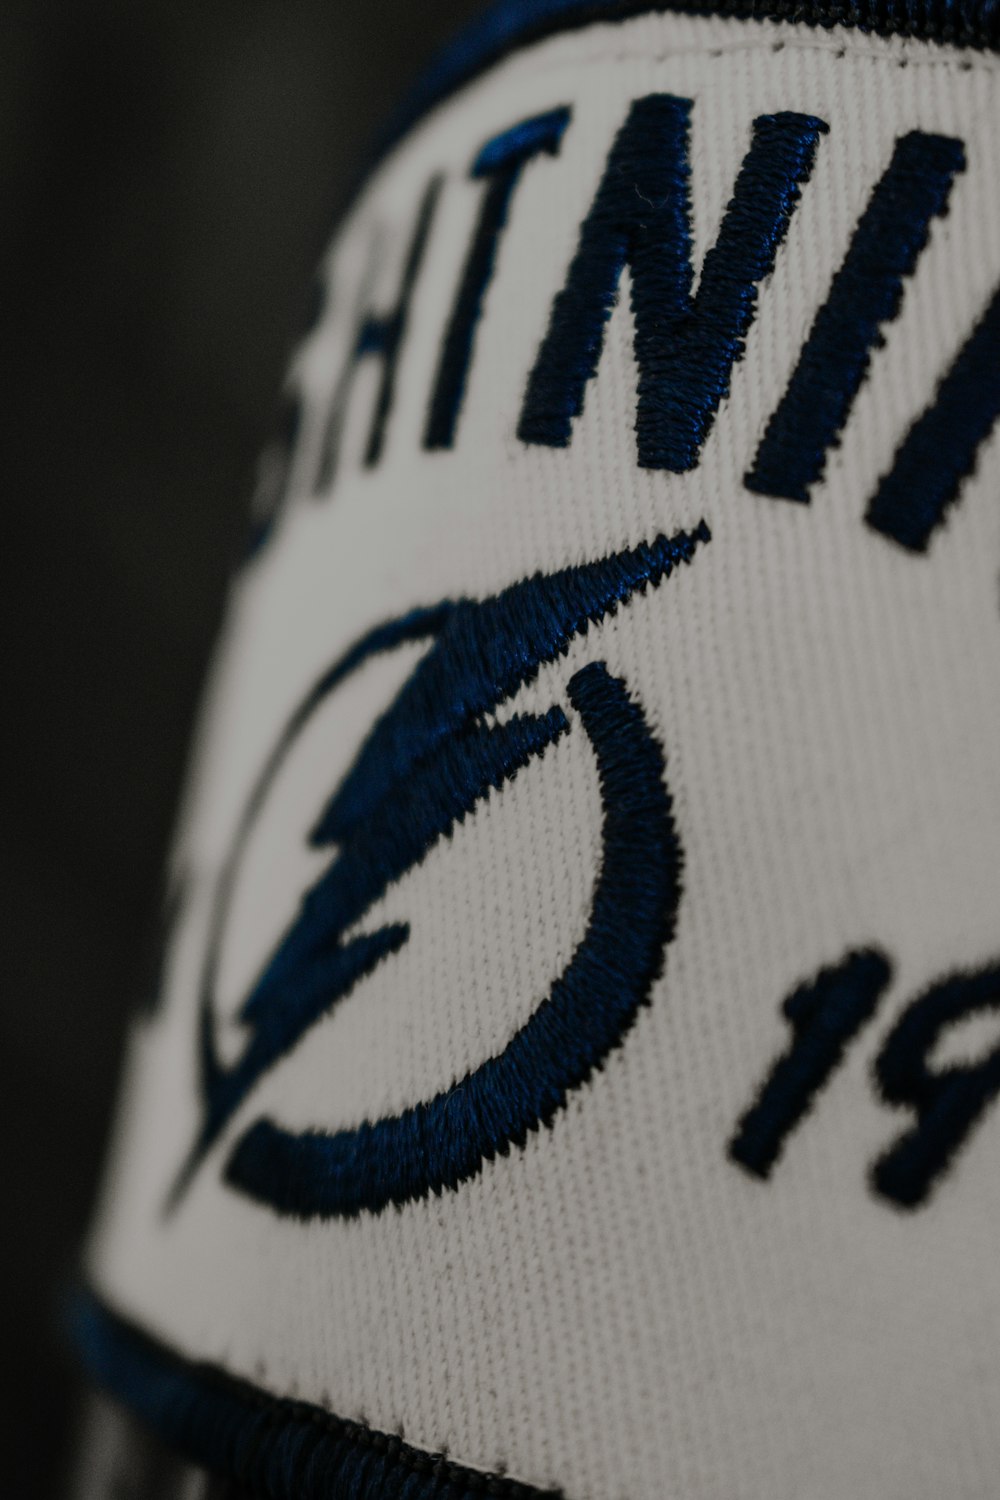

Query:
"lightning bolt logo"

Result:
[[168, 521, 709, 1218]]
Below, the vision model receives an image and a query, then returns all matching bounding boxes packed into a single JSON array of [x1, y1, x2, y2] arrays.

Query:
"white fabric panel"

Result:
[[88, 12, 1000, 1498]]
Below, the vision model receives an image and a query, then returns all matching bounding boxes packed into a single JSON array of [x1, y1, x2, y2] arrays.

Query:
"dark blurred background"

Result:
[[2, 3, 480, 1494]]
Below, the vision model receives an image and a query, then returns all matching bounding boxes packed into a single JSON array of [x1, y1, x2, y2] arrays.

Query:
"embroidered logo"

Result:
[[170, 92, 1000, 1221], [168, 523, 709, 1218]]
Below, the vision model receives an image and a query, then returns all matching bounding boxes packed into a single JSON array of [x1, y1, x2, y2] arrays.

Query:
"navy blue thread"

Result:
[[424, 107, 571, 451], [746, 132, 965, 503], [318, 522, 706, 842], [349, 0, 1000, 289], [374, 0, 1000, 217], [871, 963, 1000, 1208], [194, 709, 570, 1190], [729, 948, 891, 1178], [314, 177, 441, 491], [171, 521, 709, 1215], [243, 0, 1000, 565], [226, 657, 681, 1218], [73, 1290, 564, 1500], [167, 605, 456, 1208], [866, 283, 1000, 551], [517, 96, 825, 470]]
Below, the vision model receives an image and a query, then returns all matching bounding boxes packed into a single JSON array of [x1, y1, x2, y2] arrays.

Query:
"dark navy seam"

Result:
[[73, 1289, 566, 1500], [363, 0, 1000, 243]]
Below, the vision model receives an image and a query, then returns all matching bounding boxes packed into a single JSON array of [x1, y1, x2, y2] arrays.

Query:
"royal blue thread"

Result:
[[746, 132, 965, 503], [424, 107, 571, 450], [313, 177, 441, 491], [729, 948, 891, 1178], [73, 1290, 564, 1500], [226, 657, 682, 1218], [171, 521, 709, 1215], [517, 96, 825, 470], [474, 109, 571, 173], [871, 963, 1000, 1208], [866, 283, 1000, 551]]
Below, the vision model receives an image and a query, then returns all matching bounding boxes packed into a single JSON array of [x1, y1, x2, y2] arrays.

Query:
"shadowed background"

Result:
[[2, 2, 481, 1493]]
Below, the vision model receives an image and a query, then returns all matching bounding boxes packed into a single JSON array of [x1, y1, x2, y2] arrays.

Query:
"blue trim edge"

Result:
[[369, 0, 998, 213], [72, 1289, 564, 1500]]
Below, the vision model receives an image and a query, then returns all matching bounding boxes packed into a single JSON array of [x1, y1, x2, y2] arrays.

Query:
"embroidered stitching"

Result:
[[866, 282, 1000, 551], [74, 1292, 566, 1500], [424, 107, 571, 451], [871, 963, 1000, 1207], [746, 131, 965, 503], [313, 177, 442, 491], [169, 522, 710, 1218], [227, 656, 682, 1218], [517, 95, 826, 469], [729, 949, 892, 1178]]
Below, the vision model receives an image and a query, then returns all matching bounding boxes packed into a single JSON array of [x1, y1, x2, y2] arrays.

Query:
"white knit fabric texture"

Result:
[[88, 11, 1000, 1498]]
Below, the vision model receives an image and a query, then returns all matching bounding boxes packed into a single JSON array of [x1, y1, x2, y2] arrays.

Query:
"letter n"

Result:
[[517, 95, 826, 470]]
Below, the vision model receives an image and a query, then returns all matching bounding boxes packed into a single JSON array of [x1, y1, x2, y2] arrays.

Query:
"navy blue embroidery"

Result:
[[170, 521, 709, 1216], [74, 1290, 564, 1500], [166, 605, 455, 1208], [227, 658, 680, 1218], [424, 107, 571, 451], [746, 132, 965, 503], [190, 707, 570, 1203], [866, 284, 1000, 551], [872, 963, 1000, 1208], [729, 949, 891, 1178], [314, 177, 441, 491], [378, 0, 1000, 216], [517, 96, 825, 470]]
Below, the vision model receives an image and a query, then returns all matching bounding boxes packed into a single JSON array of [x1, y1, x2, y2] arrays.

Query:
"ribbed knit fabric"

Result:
[[81, 7, 1000, 1497]]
